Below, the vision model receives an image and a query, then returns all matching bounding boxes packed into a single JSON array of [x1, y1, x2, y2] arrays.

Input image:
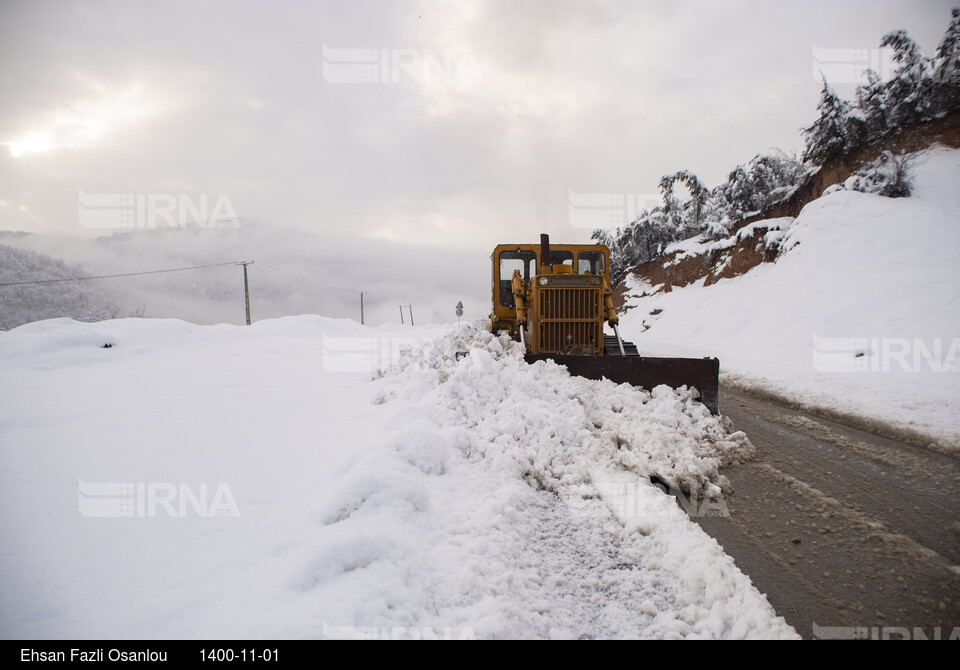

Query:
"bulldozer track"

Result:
[[602, 335, 639, 356]]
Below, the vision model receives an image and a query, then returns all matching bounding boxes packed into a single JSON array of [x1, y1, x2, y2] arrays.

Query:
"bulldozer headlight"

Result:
[[591, 277, 600, 285], [538, 277, 549, 286]]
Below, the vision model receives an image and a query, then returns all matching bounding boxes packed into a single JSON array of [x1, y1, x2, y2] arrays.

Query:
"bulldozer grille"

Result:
[[536, 287, 603, 355]]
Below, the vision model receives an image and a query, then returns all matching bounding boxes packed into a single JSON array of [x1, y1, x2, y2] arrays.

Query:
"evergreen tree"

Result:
[[803, 80, 862, 164], [854, 69, 890, 141], [933, 8, 960, 112], [659, 171, 708, 236], [719, 151, 807, 220], [880, 30, 936, 126]]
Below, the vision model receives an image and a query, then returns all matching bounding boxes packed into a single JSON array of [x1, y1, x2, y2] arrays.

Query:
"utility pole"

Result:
[[360, 292, 365, 325], [399, 305, 404, 325], [237, 261, 254, 325], [408, 304, 414, 326]]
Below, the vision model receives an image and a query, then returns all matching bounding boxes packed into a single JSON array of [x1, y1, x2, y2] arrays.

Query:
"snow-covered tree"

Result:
[[717, 151, 808, 222], [593, 205, 678, 283], [933, 8, 960, 112], [835, 150, 914, 198], [854, 69, 891, 141], [631, 211, 676, 263], [880, 30, 937, 126], [803, 79, 867, 164], [659, 170, 709, 237]]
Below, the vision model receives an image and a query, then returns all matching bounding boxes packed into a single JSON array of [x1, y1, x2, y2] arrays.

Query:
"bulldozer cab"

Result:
[[490, 242, 611, 337]]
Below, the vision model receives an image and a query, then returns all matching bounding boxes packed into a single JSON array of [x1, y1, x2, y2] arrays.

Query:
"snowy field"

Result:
[[0, 316, 796, 639], [620, 146, 960, 452]]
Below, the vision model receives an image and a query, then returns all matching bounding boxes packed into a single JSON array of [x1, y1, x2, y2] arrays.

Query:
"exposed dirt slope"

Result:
[[612, 223, 783, 312]]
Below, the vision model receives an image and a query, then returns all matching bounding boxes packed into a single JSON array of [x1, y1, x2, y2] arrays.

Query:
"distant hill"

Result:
[[0, 245, 129, 330]]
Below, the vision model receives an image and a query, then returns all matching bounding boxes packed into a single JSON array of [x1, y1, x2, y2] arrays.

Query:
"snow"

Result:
[[0, 315, 796, 639], [660, 218, 792, 268], [622, 274, 663, 302], [620, 145, 960, 451], [663, 235, 735, 266], [734, 216, 794, 249]]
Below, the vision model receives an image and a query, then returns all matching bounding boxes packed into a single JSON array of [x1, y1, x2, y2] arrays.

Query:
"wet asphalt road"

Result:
[[691, 387, 960, 639]]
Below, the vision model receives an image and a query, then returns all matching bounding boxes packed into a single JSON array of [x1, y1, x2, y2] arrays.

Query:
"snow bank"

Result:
[[320, 324, 794, 638], [383, 326, 752, 498], [620, 146, 960, 451]]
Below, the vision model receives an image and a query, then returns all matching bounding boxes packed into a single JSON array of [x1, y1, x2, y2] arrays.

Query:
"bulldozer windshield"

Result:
[[578, 251, 605, 275], [498, 250, 537, 307]]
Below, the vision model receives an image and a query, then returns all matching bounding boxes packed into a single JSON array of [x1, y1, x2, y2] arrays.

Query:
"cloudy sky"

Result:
[[0, 0, 955, 323]]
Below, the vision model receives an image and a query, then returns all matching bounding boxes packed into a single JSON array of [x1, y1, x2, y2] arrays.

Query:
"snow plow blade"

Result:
[[523, 353, 720, 415]]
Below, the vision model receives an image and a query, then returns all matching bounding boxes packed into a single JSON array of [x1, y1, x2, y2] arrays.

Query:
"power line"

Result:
[[251, 267, 348, 294], [252, 263, 361, 294], [0, 261, 241, 288], [255, 262, 360, 293], [1, 258, 370, 325], [250, 265, 331, 291], [251, 264, 367, 324]]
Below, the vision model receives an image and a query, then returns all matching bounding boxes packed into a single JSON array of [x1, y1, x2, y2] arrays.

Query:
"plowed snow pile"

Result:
[[0, 317, 796, 639]]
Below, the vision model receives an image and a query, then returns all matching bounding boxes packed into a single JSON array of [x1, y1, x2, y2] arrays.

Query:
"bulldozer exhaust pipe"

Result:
[[540, 233, 551, 269]]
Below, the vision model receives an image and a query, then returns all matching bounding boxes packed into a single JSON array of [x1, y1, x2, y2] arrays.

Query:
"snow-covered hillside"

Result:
[[0, 245, 134, 330], [0, 316, 796, 639], [619, 146, 960, 451]]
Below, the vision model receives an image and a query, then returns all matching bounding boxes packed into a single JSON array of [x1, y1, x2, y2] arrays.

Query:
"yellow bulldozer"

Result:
[[489, 234, 719, 414]]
